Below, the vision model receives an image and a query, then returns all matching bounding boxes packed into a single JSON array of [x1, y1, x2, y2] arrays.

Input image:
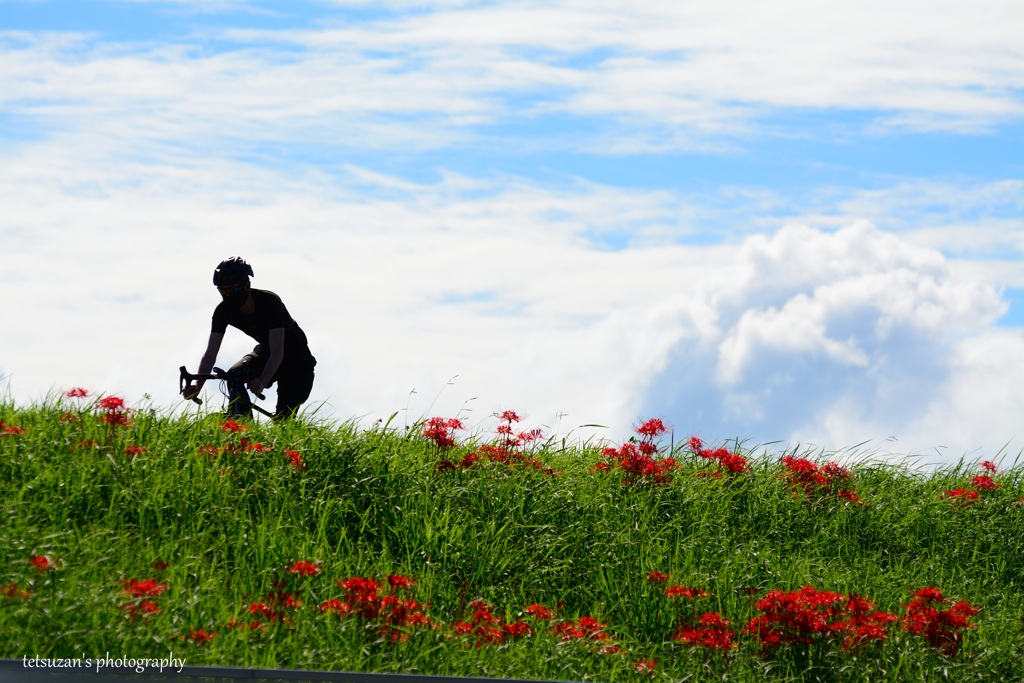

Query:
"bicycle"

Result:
[[179, 365, 275, 419]]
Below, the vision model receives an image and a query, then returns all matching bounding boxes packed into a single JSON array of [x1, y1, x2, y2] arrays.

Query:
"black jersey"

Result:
[[212, 289, 315, 368]]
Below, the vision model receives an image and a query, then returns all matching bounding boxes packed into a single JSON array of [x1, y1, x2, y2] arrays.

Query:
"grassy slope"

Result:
[[1, 399, 1023, 682]]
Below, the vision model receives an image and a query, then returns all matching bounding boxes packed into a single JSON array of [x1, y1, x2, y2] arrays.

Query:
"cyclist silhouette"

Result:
[[181, 257, 316, 420]]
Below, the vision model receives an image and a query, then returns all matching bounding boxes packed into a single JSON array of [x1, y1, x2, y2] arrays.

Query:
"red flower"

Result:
[[283, 449, 307, 472], [836, 489, 863, 504], [673, 612, 737, 650], [634, 659, 657, 674], [187, 629, 216, 644], [151, 561, 169, 572], [65, 387, 90, 398], [970, 474, 999, 490], [288, 560, 321, 577], [980, 460, 998, 472], [524, 603, 554, 620], [646, 571, 670, 583], [29, 555, 53, 573], [2, 583, 31, 600], [123, 444, 148, 455], [388, 575, 414, 590], [121, 578, 168, 598], [902, 587, 980, 656], [945, 488, 979, 502], [1, 422, 27, 436], [99, 396, 125, 411], [635, 418, 668, 437], [221, 420, 247, 433], [665, 585, 708, 600]]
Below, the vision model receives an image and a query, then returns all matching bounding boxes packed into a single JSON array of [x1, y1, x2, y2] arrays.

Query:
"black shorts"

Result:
[[230, 347, 316, 420]]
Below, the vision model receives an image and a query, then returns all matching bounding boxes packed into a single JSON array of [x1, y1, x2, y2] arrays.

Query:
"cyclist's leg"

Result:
[[226, 349, 265, 418], [272, 366, 315, 421]]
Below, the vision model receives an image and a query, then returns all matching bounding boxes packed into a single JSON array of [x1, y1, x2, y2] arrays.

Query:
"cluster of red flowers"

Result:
[[433, 411, 557, 475], [288, 560, 321, 577], [902, 587, 981, 656], [320, 575, 434, 642], [1, 420, 27, 436], [645, 572, 735, 651], [284, 449, 307, 472], [98, 396, 131, 428], [423, 417, 464, 451], [743, 585, 897, 653], [452, 599, 532, 646], [2, 582, 31, 600], [597, 419, 677, 485], [65, 387, 90, 398], [689, 436, 749, 476], [120, 578, 168, 619], [228, 582, 304, 631], [674, 612, 737, 651], [552, 615, 611, 642], [945, 462, 1002, 504], [780, 455, 861, 503]]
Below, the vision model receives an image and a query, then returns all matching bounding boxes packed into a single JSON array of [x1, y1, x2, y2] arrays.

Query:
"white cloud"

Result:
[[2, 0, 1021, 156]]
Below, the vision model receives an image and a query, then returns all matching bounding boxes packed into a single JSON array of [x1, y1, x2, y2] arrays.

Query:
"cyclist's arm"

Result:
[[256, 328, 285, 389], [195, 332, 224, 390]]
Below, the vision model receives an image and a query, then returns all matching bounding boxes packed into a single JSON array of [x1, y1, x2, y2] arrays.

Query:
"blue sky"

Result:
[[2, 0, 1022, 464]]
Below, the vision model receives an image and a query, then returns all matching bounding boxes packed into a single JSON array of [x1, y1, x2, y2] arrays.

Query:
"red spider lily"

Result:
[[65, 387, 90, 398], [633, 659, 657, 674], [0, 421, 27, 436], [99, 396, 125, 411], [646, 571, 671, 583], [602, 424, 677, 485], [635, 418, 668, 438], [123, 444, 147, 455], [665, 585, 708, 600], [836, 489, 862, 503], [288, 560, 321, 577], [780, 455, 855, 500], [597, 644, 621, 655], [423, 417, 463, 450], [121, 578, 168, 598], [187, 629, 216, 644], [221, 420, 247, 433], [497, 410, 521, 423], [327, 576, 434, 641], [451, 600, 531, 647], [552, 615, 609, 641], [249, 601, 278, 622], [29, 555, 54, 572], [151, 561, 169, 572], [673, 612, 737, 651], [690, 437, 749, 475], [388, 575, 414, 590], [744, 586, 853, 648], [980, 460, 998, 472], [284, 450, 307, 472], [2, 583, 31, 600], [100, 411, 131, 427], [122, 600, 161, 617], [970, 474, 999, 490], [835, 594, 897, 652], [524, 603, 555, 620], [902, 587, 980, 656], [58, 412, 79, 423], [944, 488, 979, 503]]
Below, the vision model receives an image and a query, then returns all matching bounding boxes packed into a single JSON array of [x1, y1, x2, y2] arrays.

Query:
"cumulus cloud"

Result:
[[636, 222, 1018, 463]]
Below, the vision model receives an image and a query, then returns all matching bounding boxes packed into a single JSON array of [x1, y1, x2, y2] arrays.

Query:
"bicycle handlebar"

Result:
[[179, 365, 266, 403]]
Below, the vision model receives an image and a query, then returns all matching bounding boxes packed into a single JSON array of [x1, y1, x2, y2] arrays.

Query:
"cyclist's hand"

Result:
[[248, 378, 265, 396], [181, 383, 200, 401]]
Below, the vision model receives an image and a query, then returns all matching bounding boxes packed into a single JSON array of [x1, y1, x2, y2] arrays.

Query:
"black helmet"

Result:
[[213, 257, 254, 286]]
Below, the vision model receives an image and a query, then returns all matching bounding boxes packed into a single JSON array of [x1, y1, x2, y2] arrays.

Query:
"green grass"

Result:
[[2, 396, 1023, 682]]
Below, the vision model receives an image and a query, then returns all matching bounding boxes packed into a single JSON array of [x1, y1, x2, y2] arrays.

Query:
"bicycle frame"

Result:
[[179, 365, 274, 419]]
